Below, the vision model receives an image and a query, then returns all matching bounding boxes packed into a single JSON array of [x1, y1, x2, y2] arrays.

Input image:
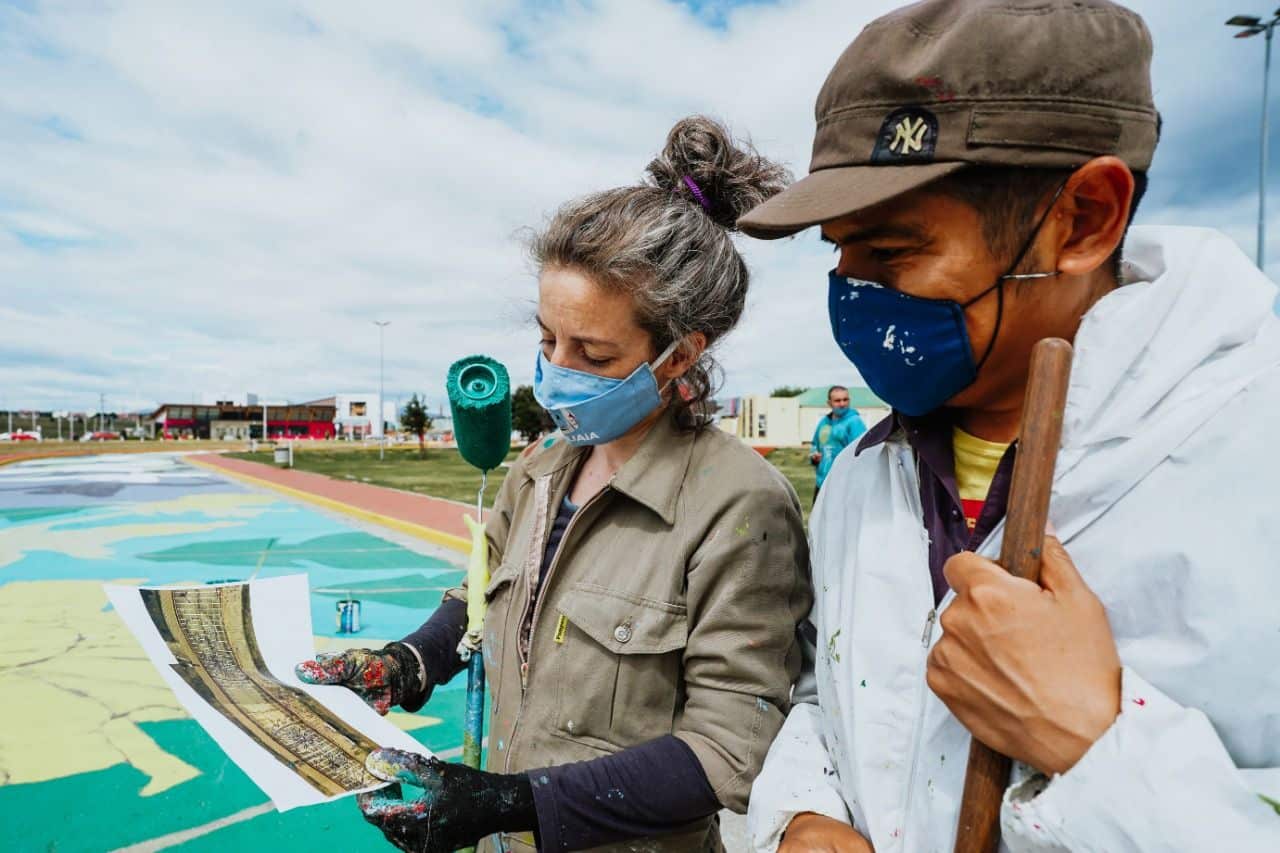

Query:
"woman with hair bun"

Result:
[[297, 116, 811, 853]]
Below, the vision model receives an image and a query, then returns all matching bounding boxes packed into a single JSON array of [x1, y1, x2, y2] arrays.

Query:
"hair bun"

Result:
[[646, 115, 791, 231]]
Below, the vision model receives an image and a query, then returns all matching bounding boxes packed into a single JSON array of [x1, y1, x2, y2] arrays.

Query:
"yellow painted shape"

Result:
[[184, 455, 470, 554], [387, 712, 443, 733], [103, 716, 201, 796], [0, 579, 193, 793], [311, 634, 394, 653], [123, 491, 277, 519], [0, 579, 449, 790]]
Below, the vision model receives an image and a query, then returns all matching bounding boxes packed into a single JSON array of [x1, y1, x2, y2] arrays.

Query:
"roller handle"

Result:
[[953, 338, 1074, 853]]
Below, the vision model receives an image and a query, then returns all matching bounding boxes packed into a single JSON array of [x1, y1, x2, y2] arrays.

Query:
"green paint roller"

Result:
[[446, 355, 512, 473], [445, 355, 511, 805]]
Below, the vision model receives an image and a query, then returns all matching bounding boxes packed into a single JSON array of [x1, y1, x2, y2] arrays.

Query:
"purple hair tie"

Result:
[[681, 175, 712, 212]]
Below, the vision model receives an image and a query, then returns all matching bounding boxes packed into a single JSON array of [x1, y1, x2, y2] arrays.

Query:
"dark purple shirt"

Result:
[[857, 411, 1017, 604]]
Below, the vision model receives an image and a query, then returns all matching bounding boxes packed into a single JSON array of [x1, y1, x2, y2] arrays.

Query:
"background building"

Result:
[[319, 393, 385, 440], [149, 402, 336, 440], [793, 385, 890, 441], [717, 385, 889, 448]]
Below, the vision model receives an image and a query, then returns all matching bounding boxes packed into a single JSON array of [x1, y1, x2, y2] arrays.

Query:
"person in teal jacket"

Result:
[[809, 385, 865, 503]]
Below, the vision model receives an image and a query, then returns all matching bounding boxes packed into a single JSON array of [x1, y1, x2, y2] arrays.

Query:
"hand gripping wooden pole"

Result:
[[953, 337, 1074, 853]]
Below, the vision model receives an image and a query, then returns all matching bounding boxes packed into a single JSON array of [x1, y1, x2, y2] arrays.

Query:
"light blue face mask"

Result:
[[533, 339, 682, 446]]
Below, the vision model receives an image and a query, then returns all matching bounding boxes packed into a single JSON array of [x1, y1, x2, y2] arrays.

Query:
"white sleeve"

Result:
[[746, 700, 852, 852], [1001, 667, 1280, 852]]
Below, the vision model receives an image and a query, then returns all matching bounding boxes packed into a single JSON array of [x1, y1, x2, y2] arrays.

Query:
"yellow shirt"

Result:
[[952, 426, 1011, 532]]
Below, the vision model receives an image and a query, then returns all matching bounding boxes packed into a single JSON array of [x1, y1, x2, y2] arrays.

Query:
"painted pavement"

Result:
[[0, 453, 467, 852]]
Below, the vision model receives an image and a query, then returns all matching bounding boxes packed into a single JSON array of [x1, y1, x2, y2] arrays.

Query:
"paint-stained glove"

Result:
[[358, 748, 537, 853], [294, 644, 425, 715]]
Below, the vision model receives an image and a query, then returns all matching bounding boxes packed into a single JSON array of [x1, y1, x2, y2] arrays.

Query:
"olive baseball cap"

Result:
[[739, 0, 1160, 238]]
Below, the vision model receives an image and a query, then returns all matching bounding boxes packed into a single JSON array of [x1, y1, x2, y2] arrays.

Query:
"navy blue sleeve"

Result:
[[528, 735, 720, 852], [398, 596, 467, 708]]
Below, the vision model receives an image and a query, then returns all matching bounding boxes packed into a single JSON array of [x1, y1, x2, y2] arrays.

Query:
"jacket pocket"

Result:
[[552, 582, 688, 751], [484, 557, 521, 601]]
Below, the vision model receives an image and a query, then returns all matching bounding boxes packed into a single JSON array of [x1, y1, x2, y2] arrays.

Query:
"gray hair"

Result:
[[529, 115, 791, 428]]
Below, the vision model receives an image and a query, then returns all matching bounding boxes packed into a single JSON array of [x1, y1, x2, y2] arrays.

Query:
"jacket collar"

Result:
[[855, 409, 900, 454], [521, 409, 694, 526], [609, 410, 696, 526], [856, 410, 960, 486], [521, 432, 586, 480]]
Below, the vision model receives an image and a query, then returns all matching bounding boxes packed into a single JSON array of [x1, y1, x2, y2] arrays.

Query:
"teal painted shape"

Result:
[[174, 689, 470, 851], [0, 718, 265, 852], [138, 532, 451, 571], [173, 795, 386, 851], [0, 505, 89, 524], [0, 693, 468, 853], [312, 571, 465, 608]]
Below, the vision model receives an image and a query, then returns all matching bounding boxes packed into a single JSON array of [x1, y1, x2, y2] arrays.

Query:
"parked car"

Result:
[[79, 431, 122, 442], [0, 431, 40, 442]]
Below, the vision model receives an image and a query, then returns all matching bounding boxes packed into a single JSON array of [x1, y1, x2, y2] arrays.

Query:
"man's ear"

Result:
[[1053, 156, 1135, 277]]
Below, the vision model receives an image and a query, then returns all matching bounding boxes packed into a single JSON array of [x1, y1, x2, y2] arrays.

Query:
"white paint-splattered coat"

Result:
[[747, 226, 1280, 852]]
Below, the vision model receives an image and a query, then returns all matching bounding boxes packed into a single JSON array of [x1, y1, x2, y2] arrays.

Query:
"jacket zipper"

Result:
[[503, 481, 607, 772], [900, 608, 936, 848], [896, 446, 940, 850]]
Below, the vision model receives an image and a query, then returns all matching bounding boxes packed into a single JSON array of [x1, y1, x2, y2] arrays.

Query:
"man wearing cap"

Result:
[[740, 1, 1280, 850]]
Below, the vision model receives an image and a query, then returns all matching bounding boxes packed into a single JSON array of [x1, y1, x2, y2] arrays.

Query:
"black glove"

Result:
[[358, 749, 536, 853], [294, 643, 425, 715]]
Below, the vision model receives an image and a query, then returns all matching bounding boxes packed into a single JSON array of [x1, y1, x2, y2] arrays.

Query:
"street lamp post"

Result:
[[1228, 10, 1280, 268], [374, 320, 390, 461]]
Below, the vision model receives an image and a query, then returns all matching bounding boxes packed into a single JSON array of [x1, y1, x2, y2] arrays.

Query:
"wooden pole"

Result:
[[953, 337, 1074, 853]]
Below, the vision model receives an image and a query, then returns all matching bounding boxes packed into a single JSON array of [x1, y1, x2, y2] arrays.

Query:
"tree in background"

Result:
[[770, 385, 807, 398], [400, 394, 432, 455], [511, 385, 553, 443]]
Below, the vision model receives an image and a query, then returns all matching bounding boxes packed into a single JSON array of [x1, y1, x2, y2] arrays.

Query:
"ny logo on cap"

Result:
[[871, 107, 938, 164], [891, 117, 928, 154]]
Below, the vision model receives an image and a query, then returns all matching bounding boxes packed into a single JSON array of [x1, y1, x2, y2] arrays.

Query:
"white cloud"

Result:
[[1, 0, 1274, 413]]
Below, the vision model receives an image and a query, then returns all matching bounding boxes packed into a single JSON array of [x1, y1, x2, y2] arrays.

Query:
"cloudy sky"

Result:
[[3, 0, 1276, 414]]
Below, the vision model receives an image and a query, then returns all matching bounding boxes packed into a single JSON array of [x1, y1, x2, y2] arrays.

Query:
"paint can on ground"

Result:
[[336, 599, 361, 633]]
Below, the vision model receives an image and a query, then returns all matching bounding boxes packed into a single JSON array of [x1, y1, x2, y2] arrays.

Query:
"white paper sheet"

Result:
[[105, 574, 431, 811]]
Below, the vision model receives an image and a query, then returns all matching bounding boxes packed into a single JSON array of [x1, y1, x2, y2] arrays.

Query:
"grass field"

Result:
[[229, 443, 820, 519], [228, 445, 522, 508], [767, 447, 819, 517]]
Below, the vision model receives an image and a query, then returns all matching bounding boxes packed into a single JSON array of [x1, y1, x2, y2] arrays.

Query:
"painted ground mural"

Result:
[[0, 453, 465, 852]]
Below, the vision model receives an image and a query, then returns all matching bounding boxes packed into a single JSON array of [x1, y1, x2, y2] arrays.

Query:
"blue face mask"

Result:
[[533, 340, 682, 446], [827, 185, 1065, 417]]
